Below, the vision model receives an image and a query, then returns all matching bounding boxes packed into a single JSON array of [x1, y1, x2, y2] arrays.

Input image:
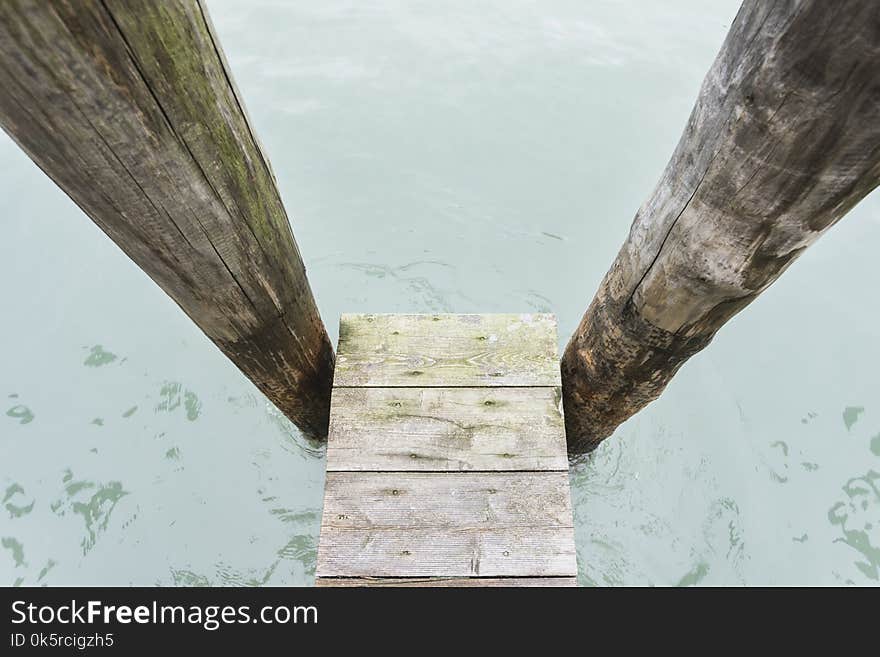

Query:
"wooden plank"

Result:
[[0, 0, 333, 436], [320, 472, 574, 529], [562, 0, 880, 453], [317, 472, 576, 578], [317, 313, 576, 584], [315, 577, 578, 587], [326, 387, 567, 471], [316, 527, 576, 578], [334, 314, 560, 388]]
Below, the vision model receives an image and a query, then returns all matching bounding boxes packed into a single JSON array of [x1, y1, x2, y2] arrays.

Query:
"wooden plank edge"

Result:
[[315, 576, 578, 588], [330, 384, 564, 389]]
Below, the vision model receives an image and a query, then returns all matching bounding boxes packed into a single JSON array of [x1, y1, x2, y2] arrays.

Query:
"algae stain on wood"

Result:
[[0, 0, 333, 436], [317, 314, 577, 586]]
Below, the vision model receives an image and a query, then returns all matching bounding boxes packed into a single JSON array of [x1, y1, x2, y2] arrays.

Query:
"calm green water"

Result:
[[2, 0, 879, 586]]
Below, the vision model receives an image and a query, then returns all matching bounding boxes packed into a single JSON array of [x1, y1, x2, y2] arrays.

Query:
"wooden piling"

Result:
[[562, 0, 880, 454], [0, 1, 334, 436]]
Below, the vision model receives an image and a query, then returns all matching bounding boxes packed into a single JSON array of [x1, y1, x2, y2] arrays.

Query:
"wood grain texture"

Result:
[[0, 0, 333, 435], [316, 527, 576, 578], [320, 472, 574, 530], [562, 0, 880, 454], [317, 313, 577, 585], [334, 314, 560, 388], [317, 472, 576, 578], [315, 577, 578, 587], [326, 387, 567, 471]]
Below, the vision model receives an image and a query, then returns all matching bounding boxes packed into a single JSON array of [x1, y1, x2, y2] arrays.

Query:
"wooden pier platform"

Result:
[[315, 314, 578, 587]]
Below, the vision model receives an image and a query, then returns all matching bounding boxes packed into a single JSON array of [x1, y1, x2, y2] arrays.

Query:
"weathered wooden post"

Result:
[[562, 0, 880, 454], [0, 1, 334, 436]]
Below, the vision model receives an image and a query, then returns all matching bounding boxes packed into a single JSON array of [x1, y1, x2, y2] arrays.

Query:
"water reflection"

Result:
[[165, 511, 319, 586], [83, 345, 118, 368], [339, 261, 475, 312], [4, 483, 34, 518], [828, 471, 880, 582], [676, 562, 709, 587], [6, 403, 34, 425], [1, 337, 325, 585], [52, 470, 129, 555], [843, 406, 865, 432], [570, 398, 880, 585], [155, 382, 202, 421], [2, 0, 879, 587]]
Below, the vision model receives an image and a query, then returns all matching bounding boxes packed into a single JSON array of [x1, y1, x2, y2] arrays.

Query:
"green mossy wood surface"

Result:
[[317, 314, 577, 587], [326, 387, 567, 472], [0, 0, 333, 436], [334, 313, 560, 387]]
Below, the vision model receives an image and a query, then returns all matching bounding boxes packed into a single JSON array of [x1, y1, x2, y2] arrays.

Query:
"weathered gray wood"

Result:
[[562, 0, 880, 454], [317, 472, 576, 578], [317, 528, 576, 578], [0, 0, 333, 436], [315, 577, 578, 587], [326, 387, 567, 471], [334, 314, 560, 387], [320, 472, 574, 529], [318, 313, 577, 585], [318, 316, 576, 583]]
